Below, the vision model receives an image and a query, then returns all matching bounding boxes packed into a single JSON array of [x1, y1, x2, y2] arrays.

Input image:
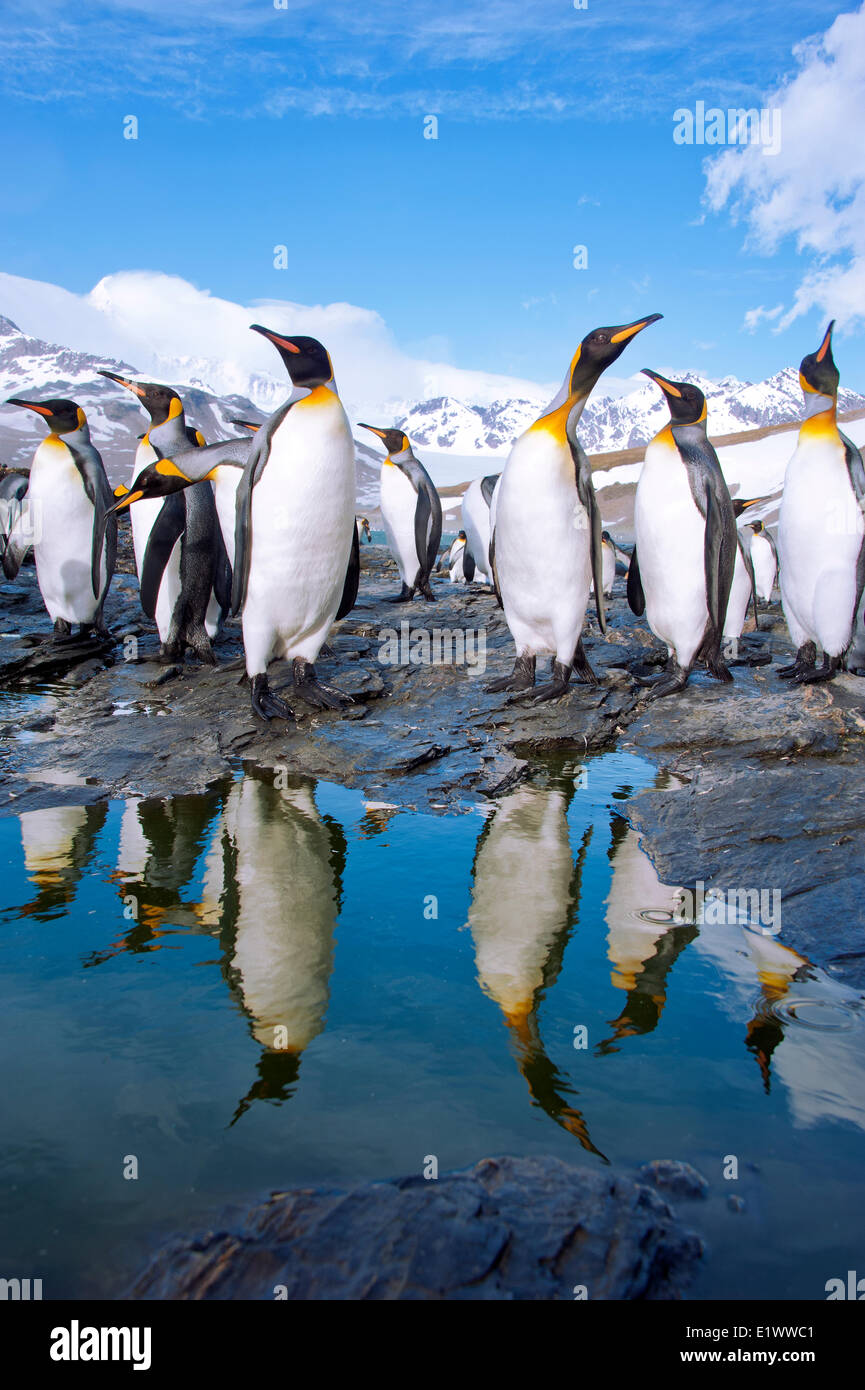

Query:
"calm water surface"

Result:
[[1, 751, 862, 1299]]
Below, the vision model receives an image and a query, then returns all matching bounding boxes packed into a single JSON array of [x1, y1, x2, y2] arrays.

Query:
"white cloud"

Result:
[[705, 4, 865, 331], [742, 304, 784, 333], [0, 269, 551, 416]]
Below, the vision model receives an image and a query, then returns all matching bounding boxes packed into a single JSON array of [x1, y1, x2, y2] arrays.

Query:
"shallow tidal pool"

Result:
[[1, 750, 863, 1300]]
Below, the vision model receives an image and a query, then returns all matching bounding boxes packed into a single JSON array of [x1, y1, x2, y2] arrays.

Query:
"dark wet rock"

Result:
[[127, 1154, 703, 1301], [638, 1160, 709, 1200], [629, 760, 865, 989], [727, 1195, 746, 1214]]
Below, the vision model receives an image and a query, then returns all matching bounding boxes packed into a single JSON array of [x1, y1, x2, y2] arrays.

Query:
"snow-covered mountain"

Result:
[[392, 370, 865, 457], [0, 315, 382, 505]]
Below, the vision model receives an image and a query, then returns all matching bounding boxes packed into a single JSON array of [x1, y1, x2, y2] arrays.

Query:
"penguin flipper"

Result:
[[739, 534, 759, 629], [1, 511, 31, 580], [213, 526, 233, 616], [571, 436, 607, 635], [336, 525, 360, 620], [626, 546, 645, 616], [489, 528, 503, 608], [463, 545, 476, 583], [840, 432, 865, 630], [480, 473, 499, 508], [231, 400, 296, 616], [140, 493, 187, 621], [413, 487, 432, 581]]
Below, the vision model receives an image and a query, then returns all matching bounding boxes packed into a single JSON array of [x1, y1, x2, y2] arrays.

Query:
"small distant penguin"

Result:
[[488, 314, 661, 700], [461, 473, 499, 585], [3, 397, 116, 639], [98, 372, 231, 662], [600, 530, 616, 598], [778, 322, 865, 683], [0, 468, 29, 551], [629, 371, 737, 697], [108, 331, 358, 718], [447, 530, 475, 584], [745, 519, 778, 602], [359, 425, 442, 601], [356, 516, 372, 544], [722, 498, 763, 652]]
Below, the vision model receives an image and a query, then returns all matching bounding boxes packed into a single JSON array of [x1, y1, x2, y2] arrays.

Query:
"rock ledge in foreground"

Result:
[[128, 1154, 703, 1301]]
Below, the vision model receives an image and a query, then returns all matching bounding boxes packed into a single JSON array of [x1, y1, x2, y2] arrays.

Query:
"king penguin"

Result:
[[104, 330, 359, 719], [446, 529, 475, 583], [778, 322, 865, 683], [359, 425, 442, 601], [487, 314, 661, 700], [356, 516, 372, 544], [745, 518, 778, 603], [628, 372, 737, 697], [3, 398, 116, 639], [98, 373, 231, 662], [721, 497, 764, 652], [461, 473, 499, 585]]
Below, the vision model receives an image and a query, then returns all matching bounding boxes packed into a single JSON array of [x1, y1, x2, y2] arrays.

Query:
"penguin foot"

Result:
[[636, 661, 689, 698], [52, 618, 73, 643], [292, 658, 353, 710], [386, 583, 415, 604], [186, 627, 217, 666], [485, 653, 536, 693], [706, 657, 734, 683], [526, 661, 573, 704], [796, 654, 841, 685], [778, 642, 817, 680], [251, 674, 295, 722], [418, 581, 436, 601]]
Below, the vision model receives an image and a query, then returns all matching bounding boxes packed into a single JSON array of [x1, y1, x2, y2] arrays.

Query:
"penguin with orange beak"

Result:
[[2, 397, 116, 640], [487, 314, 662, 700], [778, 322, 865, 683], [358, 424, 441, 601], [629, 372, 737, 697]]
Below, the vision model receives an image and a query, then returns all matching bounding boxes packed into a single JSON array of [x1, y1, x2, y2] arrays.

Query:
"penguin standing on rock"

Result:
[[446, 530, 475, 584], [778, 322, 865, 684], [461, 473, 499, 585], [722, 497, 764, 652], [98, 373, 230, 662], [744, 519, 778, 602], [3, 398, 116, 639], [359, 425, 442, 601], [629, 372, 737, 697], [488, 314, 661, 700], [103, 331, 358, 720]]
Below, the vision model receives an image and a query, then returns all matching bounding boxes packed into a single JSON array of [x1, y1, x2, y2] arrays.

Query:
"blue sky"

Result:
[[1, 0, 864, 394]]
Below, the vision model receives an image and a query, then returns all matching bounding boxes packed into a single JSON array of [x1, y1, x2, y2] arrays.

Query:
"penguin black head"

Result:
[[107, 458, 193, 514], [457, 530, 467, 541], [799, 322, 839, 399], [358, 424, 411, 456], [731, 496, 768, 519], [6, 397, 86, 434], [569, 314, 663, 398], [98, 371, 183, 427], [641, 370, 706, 427], [601, 529, 613, 544], [750, 519, 764, 534], [249, 326, 334, 388]]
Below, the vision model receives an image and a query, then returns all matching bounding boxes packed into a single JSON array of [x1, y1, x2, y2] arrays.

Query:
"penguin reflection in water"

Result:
[[488, 314, 661, 701], [99, 330, 360, 720], [467, 784, 607, 1159], [778, 322, 865, 684], [3, 398, 116, 640], [628, 373, 737, 697], [213, 774, 345, 1124]]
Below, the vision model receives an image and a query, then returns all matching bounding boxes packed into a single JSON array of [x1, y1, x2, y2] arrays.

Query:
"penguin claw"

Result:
[[292, 659, 353, 710], [527, 680, 571, 705], [251, 674, 295, 722], [485, 654, 536, 693]]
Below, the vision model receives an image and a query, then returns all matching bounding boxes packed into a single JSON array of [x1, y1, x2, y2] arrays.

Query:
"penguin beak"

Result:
[[737, 496, 769, 510], [815, 320, 835, 363], [6, 398, 52, 415], [249, 324, 301, 353], [109, 489, 144, 514], [97, 370, 146, 397], [609, 314, 663, 345], [641, 369, 682, 398], [358, 423, 388, 442]]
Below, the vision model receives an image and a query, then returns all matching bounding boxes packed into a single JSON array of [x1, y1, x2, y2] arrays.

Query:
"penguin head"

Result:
[[457, 530, 467, 541], [569, 314, 663, 398], [750, 519, 764, 534], [641, 370, 707, 426], [601, 529, 613, 544], [249, 326, 334, 388], [6, 397, 86, 434], [358, 424, 411, 458], [98, 371, 183, 427], [732, 496, 768, 519], [230, 418, 261, 433], [107, 457, 193, 513], [799, 321, 839, 399]]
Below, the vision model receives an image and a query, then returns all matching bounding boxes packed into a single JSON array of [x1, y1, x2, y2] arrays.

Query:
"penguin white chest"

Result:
[[243, 395, 355, 671], [495, 428, 591, 659], [635, 437, 709, 667], [779, 433, 864, 654], [380, 464, 420, 585], [28, 439, 100, 624], [750, 533, 776, 601]]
